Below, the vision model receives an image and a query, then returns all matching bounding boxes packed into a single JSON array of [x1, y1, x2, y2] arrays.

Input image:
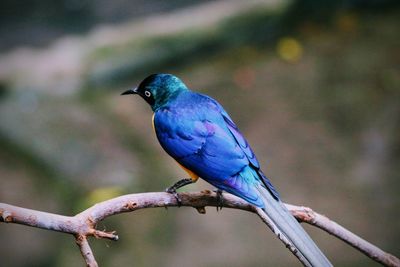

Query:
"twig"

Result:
[[0, 191, 399, 267], [286, 204, 400, 267], [76, 234, 98, 267]]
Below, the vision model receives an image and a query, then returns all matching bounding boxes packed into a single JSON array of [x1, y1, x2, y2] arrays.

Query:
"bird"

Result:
[[121, 73, 332, 267]]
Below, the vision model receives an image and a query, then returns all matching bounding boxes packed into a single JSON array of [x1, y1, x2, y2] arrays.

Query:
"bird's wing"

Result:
[[153, 108, 205, 160], [209, 97, 280, 200], [154, 93, 278, 201], [154, 103, 249, 180], [218, 106, 260, 168]]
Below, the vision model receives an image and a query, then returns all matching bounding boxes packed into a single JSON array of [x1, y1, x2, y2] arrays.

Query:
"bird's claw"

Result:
[[165, 178, 194, 207], [214, 189, 224, 211], [166, 187, 182, 207]]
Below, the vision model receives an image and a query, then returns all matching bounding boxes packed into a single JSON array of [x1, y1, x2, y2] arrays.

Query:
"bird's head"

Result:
[[121, 74, 188, 111]]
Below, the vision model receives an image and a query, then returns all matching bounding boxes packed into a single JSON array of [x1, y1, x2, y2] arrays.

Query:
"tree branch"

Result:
[[0, 191, 399, 267], [76, 234, 98, 267]]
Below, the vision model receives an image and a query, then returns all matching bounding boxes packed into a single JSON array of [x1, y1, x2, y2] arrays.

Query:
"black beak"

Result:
[[121, 87, 138, 95]]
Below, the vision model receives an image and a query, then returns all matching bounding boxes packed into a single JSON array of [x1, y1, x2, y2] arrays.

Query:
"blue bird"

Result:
[[122, 74, 332, 267]]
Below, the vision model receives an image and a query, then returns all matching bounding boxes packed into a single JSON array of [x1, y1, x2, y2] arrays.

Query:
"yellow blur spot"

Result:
[[86, 186, 123, 206], [276, 37, 303, 63]]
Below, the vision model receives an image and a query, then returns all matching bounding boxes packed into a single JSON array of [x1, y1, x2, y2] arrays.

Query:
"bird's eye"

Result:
[[144, 90, 151, 97]]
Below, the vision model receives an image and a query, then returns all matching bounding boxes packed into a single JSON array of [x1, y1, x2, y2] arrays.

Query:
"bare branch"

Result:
[[287, 204, 400, 267], [76, 234, 98, 267], [1, 191, 399, 267]]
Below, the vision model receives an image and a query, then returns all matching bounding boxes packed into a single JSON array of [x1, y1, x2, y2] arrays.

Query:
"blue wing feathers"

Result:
[[154, 91, 280, 204], [258, 170, 280, 200], [210, 96, 280, 200], [222, 112, 260, 169], [209, 166, 265, 207]]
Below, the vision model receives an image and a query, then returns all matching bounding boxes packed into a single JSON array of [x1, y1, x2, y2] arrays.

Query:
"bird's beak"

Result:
[[121, 87, 138, 95]]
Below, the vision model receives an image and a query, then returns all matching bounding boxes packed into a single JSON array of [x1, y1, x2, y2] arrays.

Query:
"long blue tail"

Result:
[[256, 183, 332, 267]]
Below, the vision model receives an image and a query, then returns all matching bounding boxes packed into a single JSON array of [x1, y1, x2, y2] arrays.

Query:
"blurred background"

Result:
[[0, 0, 399, 266]]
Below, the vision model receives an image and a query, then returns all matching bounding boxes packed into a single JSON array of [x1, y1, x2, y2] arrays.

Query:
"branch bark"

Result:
[[0, 191, 399, 267], [76, 234, 98, 267]]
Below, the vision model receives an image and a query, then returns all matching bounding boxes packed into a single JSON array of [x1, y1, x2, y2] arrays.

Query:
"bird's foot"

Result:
[[166, 187, 182, 206], [213, 189, 224, 211], [165, 178, 194, 207]]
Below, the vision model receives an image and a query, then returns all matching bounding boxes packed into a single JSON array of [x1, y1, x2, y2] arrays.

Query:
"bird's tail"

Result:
[[256, 183, 332, 267]]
